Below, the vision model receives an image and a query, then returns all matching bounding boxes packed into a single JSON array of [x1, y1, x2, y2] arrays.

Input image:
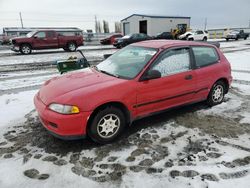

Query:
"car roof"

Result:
[[132, 40, 215, 49]]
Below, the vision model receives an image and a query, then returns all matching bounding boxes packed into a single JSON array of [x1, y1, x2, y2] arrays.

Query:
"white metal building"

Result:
[[121, 14, 191, 36]]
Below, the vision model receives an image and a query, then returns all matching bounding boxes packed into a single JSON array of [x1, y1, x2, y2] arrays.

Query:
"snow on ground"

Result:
[[0, 74, 57, 90], [232, 71, 250, 82], [0, 45, 114, 54], [225, 50, 250, 71], [0, 49, 117, 66], [0, 90, 37, 133], [0, 158, 103, 188], [0, 69, 57, 79], [232, 83, 250, 95]]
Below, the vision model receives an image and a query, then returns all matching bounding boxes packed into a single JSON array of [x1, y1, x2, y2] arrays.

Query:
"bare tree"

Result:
[[96, 21, 102, 33], [115, 22, 121, 33], [103, 20, 110, 33]]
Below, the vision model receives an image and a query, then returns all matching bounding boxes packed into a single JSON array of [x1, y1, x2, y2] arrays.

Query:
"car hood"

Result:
[[38, 68, 117, 105], [12, 36, 29, 40], [228, 32, 238, 35], [101, 37, 109, 41]]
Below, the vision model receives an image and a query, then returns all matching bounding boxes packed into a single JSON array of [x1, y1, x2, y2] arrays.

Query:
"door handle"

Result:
[[185, 75, 193, 80]]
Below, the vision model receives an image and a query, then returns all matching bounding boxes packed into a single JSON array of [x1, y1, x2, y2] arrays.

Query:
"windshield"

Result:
[[26, 31, 36, 37], [230, 30, 239, 34], [122, 34, 133, 39], [96, 46, 158, 79]]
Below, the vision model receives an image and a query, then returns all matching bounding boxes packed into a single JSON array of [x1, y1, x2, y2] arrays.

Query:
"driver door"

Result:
[[32, 31, 48, 49], [135, 47, 196, 117], [195, 30, 204, 40]]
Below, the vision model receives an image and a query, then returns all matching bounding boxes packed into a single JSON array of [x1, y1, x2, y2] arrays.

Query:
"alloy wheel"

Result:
[[212, 85, 224, 103], [97, 114, 120, 139], [22, 46, 31, 54], [68, 43, 76, 51]]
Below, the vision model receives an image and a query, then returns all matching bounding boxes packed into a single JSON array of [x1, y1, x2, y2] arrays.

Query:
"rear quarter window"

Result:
[[192, 47, 219, 68]]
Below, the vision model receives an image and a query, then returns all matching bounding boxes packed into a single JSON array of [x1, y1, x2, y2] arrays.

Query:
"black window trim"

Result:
[[139, 46, 195, 81], [190, 46, 220, 69]]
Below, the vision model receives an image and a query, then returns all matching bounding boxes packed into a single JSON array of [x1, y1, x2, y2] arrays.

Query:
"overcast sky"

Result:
[[0, 0, 249, 33]]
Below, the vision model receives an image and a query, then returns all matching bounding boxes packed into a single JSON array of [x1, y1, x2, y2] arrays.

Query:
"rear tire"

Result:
[[88, 107, 126, 144], [188, 38, 194, 41], [207, 81, 225, 106], [20, 44, 32, 55], [67, 42, 77, 52], [203, 37, 207, 41]]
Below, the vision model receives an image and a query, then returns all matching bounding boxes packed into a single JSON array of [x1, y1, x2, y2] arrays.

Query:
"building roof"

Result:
[[121, 14, 191, 22], [3, 27, 82, 32]]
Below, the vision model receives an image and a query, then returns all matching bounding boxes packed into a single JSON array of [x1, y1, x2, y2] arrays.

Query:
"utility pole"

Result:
[[95, 15, 98, 33], [19, 12, 24, 28], [204, 18, 207, 31]]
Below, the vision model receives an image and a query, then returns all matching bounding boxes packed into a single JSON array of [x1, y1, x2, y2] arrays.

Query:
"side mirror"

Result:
[[140, 70, 161, 81], [33, 36, 38, 39]]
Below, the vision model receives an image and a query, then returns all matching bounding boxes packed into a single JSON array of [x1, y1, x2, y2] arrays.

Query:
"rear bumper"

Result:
[[34, 93, 92, 140]]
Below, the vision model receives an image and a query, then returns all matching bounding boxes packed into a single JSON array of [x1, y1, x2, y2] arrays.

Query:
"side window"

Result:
[[192, 47, 219, 68], [47, 31, 55, 38], [139, 33, 146, 38], [35, 32, 46, 38], [151, 48, 191, 77], [196, 30, 203, 34]]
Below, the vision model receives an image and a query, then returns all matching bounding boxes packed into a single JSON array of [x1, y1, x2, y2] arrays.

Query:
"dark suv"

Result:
[[113, 33, 151, 48], [154, 32, 174, 40]]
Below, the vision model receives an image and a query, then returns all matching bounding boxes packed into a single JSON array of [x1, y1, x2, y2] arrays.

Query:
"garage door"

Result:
[[123, 22, 130, 35]]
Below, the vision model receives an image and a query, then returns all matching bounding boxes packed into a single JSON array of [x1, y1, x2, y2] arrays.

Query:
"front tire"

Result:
[[207, 81, 225, 106], [67, 42, 77, 52], [88, 107, 126, 144], [20, 44, 32, 55], [203, 37, 207, 41]]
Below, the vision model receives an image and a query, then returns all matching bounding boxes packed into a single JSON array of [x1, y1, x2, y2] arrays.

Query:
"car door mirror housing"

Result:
[[140, 70, 161, 81], [33, 36, 38, 39]]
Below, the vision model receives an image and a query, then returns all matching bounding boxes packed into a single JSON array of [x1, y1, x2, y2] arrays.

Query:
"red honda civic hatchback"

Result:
[[34, 40, 232, 143]]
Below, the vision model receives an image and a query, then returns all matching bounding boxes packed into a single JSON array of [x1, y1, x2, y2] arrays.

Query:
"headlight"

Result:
[[48, 103, 80, 114]]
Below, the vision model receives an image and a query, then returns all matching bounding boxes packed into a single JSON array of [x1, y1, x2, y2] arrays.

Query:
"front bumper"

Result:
[[34, 93, 92, 139], [226, 35, 237, 39], [11, 45, 20, 52]]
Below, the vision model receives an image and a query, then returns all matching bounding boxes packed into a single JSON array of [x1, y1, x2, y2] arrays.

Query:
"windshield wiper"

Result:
[[91, 65, 99, 70], [99, 69, 120, 78], [92, 65, 120, 78]]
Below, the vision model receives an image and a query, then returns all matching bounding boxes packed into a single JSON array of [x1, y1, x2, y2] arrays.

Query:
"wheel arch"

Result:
[[20, 42, 32, 49], [213, 78, 229, 94], [86, 101, 132, 133], [67, 41, 77, 47]]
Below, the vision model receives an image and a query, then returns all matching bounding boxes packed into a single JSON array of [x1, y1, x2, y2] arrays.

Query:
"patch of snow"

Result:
[[0, 90, 37, 132], [0, 158, 104, 188], [232, 83, 250, 95], [225, 50, 250, 71], [0, 75, 56, 91], [232, 72, 250, 82]]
